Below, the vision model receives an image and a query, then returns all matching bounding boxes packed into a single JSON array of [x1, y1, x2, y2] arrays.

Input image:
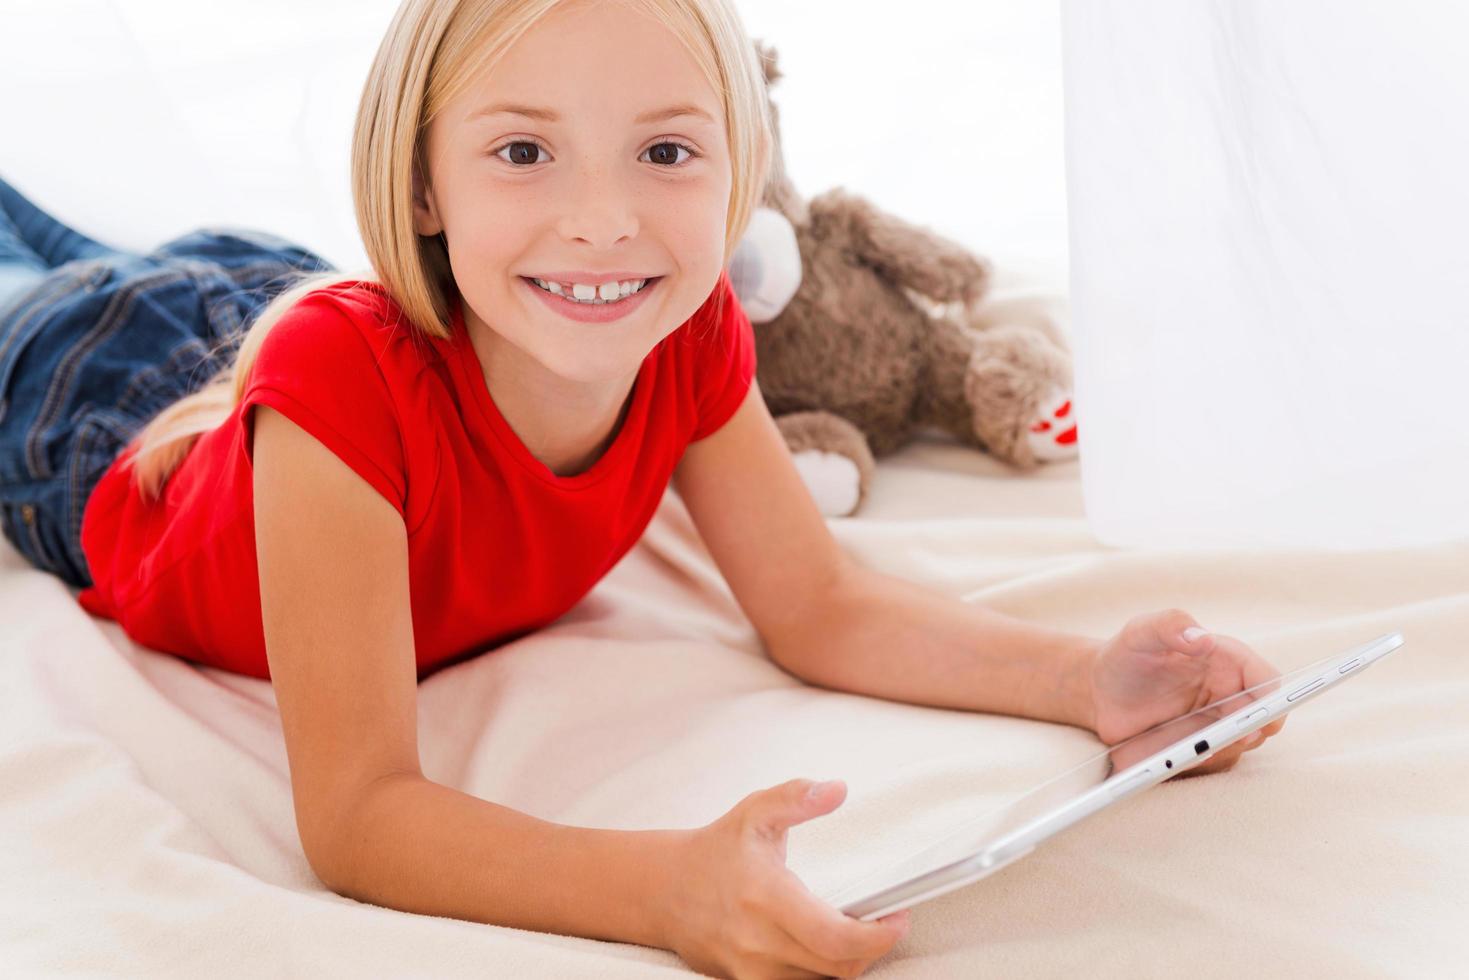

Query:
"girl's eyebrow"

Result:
[[468, 102, 716, 125]]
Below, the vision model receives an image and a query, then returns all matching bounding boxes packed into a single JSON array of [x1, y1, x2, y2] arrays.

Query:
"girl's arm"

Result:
[[672, 383, 1094, 726], [672, 381, 1285, 759], [322, 774, 686, 946], [251, 406, 681, 946], [762, 564, 1096, 726]]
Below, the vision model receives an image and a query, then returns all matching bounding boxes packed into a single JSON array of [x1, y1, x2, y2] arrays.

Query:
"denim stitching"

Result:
[[110, 337, 218, 424], [207, 261, 324, 332], [2, 258, 293, 431], [0, 264, 102, 410], [6, 256, 320, 542], [61, 315, 246, 575], [66, 415, 113, 584], [113, 337, 224, 426], [19, 283, 134, 478], [63, 370, 194, 581], [56, 263, 296, 562], [98, 260, 324, 422], [25, 268, 196, 478]]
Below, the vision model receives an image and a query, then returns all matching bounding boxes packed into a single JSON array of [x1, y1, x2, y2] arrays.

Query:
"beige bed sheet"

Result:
[[2, 287, 1466, 978]]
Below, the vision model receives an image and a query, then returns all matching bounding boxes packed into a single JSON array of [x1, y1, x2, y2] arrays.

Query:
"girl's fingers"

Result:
[[741, 915, 847, 980], [1212, 635, 1281, 691], [1220, 637, 1290, 743], [773, 878, 906, 968], [767, 923, 879, 980], [762, 912, 890, 980]]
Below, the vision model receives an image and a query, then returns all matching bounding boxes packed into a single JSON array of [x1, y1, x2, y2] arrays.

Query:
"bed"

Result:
[[2, 264, 1465, 978]]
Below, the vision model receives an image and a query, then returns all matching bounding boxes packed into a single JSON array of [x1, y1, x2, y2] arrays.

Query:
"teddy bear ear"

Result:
[[752, 38, 783, 87]]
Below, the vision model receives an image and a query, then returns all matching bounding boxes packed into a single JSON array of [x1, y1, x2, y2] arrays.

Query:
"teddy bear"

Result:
[[726, 40, 1079, 517]]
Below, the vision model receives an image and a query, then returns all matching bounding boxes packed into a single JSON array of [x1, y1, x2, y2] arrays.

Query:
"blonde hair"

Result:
[[124, 0, 772, 502]]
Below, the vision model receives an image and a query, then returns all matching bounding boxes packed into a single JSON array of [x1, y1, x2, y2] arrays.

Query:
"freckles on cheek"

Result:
[[490, 187, 545, 222], [460, 187, 541, 259], [657, 190, 727, 255]]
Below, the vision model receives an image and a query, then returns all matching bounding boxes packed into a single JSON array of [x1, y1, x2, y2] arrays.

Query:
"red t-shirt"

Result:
[[76, 271, 756, 680]]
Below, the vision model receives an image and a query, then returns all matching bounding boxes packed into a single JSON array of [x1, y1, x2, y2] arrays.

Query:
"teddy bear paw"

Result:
[[791, 449, 863, 516], [1026, 388, 1079, 463]]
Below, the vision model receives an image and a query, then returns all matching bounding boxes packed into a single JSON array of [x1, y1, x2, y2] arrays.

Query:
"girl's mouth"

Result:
[[519, 275, 663, 324]]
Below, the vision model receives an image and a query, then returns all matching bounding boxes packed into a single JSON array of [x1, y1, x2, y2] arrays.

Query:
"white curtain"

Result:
[[1061, 0, 1469, 550]]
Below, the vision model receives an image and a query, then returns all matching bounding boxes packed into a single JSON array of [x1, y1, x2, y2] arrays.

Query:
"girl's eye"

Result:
[[642, 141, 699, 168], [494, 140, 548, 167]]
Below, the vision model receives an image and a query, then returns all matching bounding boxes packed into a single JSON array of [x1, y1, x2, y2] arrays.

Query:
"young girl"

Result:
[[0, 1, 1288, 976]]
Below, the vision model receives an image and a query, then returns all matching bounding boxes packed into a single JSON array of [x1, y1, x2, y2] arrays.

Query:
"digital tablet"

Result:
[[821, 631, 1406, 920]]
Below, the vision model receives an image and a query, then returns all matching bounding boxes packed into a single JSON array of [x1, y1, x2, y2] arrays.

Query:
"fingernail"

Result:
[[1182, 627, 1210, 643], [807, 780, 836, 799]]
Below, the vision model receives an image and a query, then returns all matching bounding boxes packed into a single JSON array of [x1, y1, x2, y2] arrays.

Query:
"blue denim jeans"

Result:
[[0, 175, 336, 588]]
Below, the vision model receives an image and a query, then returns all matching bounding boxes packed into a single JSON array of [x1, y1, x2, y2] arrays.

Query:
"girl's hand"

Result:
[[1086, 610, 1288, 776], [663, 779, 910, 979]]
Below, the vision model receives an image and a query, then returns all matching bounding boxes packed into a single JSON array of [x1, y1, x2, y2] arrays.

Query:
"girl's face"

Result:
[[413, 0, 732, 386]]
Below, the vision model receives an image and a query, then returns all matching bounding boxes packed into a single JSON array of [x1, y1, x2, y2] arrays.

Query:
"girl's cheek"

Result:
[[677, 179, 734, 237]]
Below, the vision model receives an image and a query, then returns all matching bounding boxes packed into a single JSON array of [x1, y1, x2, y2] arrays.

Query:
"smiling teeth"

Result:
[[531, 277, 648, 304]]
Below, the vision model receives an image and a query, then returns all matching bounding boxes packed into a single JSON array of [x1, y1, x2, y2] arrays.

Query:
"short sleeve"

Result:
[[689, 271, 758, 442], [238, 291, 408, 518]]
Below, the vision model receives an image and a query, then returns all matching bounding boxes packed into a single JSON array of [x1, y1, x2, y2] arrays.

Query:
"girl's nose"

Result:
[[556, 168, 639, 248]]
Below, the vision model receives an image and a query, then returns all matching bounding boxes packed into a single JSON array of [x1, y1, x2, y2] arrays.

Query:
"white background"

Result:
[[0, 0, 1069, 278], [8, 1, 1467, 549]]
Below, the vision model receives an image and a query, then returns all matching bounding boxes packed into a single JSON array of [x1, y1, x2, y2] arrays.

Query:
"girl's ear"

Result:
[[411, 160, 443, 237]]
